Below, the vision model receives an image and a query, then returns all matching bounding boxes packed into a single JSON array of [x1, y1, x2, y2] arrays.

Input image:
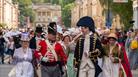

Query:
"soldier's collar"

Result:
[[48, 39, 56, 45]]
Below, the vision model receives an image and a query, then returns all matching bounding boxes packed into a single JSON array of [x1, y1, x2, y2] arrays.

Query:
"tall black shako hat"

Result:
[[35, 25, 43, 33], [77, 16, 95, 33], [48, 22, 57, 35]]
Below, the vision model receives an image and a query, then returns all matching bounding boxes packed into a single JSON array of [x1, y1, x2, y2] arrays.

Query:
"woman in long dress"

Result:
[[102, 33, 132, 77], [61, 32, 77, 77], [129, 31, 138, 70], [13, 33, 34, 77]]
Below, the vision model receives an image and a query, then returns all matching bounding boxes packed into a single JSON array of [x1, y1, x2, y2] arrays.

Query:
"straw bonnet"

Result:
[[108, 33, 117, 40], [21, 33, 30, 41], [63, 31, 70, 37]]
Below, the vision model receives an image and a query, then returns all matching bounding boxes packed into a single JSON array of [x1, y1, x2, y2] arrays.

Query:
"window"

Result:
[[38, 12, 41, 16], [47, 11, 51, 16], [42, 12, 46, 16]]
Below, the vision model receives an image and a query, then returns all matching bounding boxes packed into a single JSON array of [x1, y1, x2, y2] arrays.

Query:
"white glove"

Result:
[[63, 65, 67, 71], [41, 57, 49, 62], [74, 67, 78, 72]]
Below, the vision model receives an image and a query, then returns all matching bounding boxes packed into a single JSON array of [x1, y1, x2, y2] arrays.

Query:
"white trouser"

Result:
[[79, 65, 95, 77]]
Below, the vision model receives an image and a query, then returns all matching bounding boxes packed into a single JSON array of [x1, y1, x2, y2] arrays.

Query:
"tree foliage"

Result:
[[13, 0, 35, 27], [61, 0, 75, 27], [99, 0, 133, 30], [13, 0, 75, 27], [62, 3, 75, 27], [32, 0, 45, 3]]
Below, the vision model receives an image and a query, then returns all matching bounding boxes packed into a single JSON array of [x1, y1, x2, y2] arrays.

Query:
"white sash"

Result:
[[45, 40, 58, 61]]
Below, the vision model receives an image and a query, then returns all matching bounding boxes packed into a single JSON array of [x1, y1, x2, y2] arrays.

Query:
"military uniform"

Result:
[[34, 22, 67, 77], [74, 16, 104, 77]]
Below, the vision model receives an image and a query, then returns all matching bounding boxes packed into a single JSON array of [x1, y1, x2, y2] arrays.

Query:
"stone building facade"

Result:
[[71, 0, 124, 29], [32, 3, 61, 29], [132, 0, 138, 29], [0, 0, 19, 28]]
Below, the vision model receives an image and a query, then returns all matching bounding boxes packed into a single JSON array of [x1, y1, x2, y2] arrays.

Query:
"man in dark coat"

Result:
[[0, 30, 5, 64], [29, 26, 43, 50], [29, 26, 43, 77], [74, 16, 105, 77]]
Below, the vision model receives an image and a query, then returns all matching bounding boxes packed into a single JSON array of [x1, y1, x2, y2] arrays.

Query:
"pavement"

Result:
[[0, 64, 138, 77], [0, 64, 14, 77], [132, 69, 138, 77]]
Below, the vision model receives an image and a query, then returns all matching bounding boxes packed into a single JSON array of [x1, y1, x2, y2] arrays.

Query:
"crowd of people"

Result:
[[0, 16, 138, 77]]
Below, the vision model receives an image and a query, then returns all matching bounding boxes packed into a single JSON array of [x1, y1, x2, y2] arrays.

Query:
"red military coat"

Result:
[[34, 39, 67, 65]]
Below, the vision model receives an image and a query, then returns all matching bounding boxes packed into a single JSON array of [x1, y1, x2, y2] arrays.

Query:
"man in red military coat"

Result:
[[34, 22, 67, 77]]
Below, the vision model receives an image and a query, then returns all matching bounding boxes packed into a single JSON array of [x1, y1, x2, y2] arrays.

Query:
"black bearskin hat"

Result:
[[48, 22, 57, 35]]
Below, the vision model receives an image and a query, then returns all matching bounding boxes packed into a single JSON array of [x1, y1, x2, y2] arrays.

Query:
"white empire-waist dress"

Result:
[[13, 47, 34, 77]]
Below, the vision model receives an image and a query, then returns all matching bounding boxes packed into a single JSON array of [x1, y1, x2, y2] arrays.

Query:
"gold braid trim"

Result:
[[78, 38, 82, 62], [73, 58, 78, 66], [73, 38, 82, 67], [89, 33, 101, 62]]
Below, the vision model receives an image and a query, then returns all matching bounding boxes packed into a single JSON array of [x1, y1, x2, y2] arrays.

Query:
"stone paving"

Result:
[[0, 64, 138, 77], [132, 69, 138, 77], [0, 65, 14, 77]]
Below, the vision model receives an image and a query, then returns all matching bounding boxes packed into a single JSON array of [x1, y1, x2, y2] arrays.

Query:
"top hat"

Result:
[[35, 26, 43, 33], [77, 16, 95, 32]]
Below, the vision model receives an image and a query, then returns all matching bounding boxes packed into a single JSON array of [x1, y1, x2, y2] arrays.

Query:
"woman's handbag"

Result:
[[8, 66, 16, 77], [130, 40, 138, 49]]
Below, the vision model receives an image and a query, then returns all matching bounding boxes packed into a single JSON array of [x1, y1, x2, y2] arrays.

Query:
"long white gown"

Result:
[[102, 56, 126, 77], [13, 47, 34, 77]]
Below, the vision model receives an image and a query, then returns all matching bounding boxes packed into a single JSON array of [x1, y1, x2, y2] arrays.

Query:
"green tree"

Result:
[[13, 0, 35, 27], [99, 0, 133, 30], [62, 3, 75, 27], [32, 0, 45, 3], [59, 0, 75, 27]]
